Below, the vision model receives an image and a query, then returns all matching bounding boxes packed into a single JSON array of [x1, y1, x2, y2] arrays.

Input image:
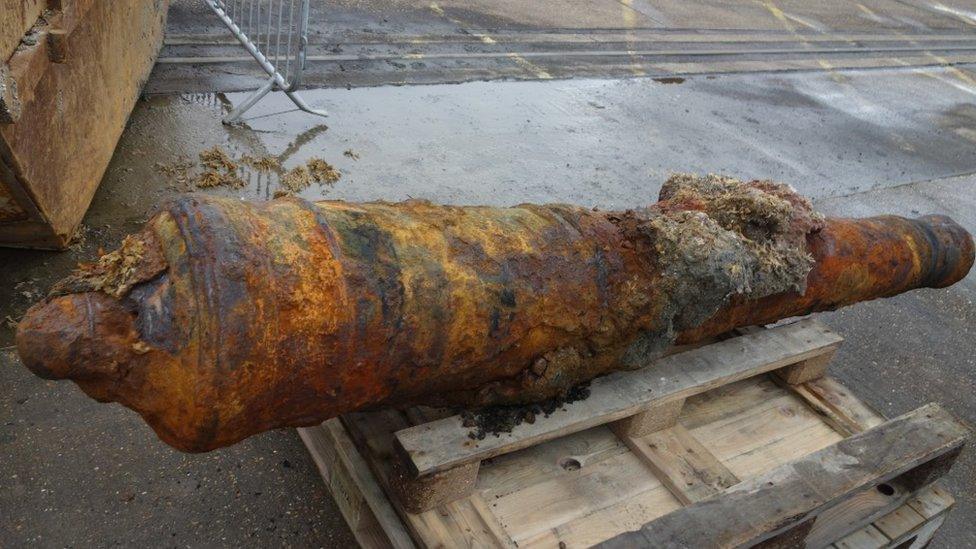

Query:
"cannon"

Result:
[[16, 175, 974, 452]]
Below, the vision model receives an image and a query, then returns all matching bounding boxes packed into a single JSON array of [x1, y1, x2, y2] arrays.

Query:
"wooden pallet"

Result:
[[298, 319, 968, 548]]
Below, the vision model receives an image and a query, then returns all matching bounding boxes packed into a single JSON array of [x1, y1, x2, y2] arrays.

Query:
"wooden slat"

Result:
[[873, 506, 926, 539], [491, 450, 680, 543], [784, 376, 885, 436], [596, 403, 968, 549], [622, 423, 739, 505], [832, 483, 955, 549], [806, 479, 912, 549], [688, 387, 845, 478], [680, 376, 782, 430], [834, 525, 890, 549], [905, 483, 955, 519], [298, 420, 415, 549], [516, 484, 682, 548], [723, 420, 844, 480], [477, 425, 628, 499], [888, 514, 947, 548], [342, 411, 517, 548], [396, 319, 842, 476]]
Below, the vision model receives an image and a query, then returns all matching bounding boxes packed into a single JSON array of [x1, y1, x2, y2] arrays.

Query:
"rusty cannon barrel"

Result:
[[15, 175, 974, 452]]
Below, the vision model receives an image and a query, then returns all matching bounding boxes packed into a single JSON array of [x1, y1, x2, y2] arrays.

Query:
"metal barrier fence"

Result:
[[205, 0, 327, 123]]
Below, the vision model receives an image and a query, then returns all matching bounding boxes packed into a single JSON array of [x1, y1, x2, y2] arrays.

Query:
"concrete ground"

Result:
[[3, 0, 976, 547]]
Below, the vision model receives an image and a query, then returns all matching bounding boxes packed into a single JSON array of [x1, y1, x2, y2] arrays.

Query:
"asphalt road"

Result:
[[3, 0, 976, 547]]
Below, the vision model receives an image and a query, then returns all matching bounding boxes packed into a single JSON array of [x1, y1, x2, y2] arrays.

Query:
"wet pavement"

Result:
[[5, 0, 976, 545]]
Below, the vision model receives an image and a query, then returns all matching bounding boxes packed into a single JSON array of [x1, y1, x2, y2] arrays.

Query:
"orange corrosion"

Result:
[[16, 179, 974, 452]]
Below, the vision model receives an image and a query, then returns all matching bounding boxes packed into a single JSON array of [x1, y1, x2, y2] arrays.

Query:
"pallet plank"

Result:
[[783, 376, 885, 436], [873, 506, 926, 540], [342, 411, 517, 548], [834, 525, 890, 549], [622, 423, 739, 505], [889, 513, 947, 548], [832, 483, 954, 549], [689, 387, 845, 478], [806, 479, 912, 549], [298, 420, 415, 549], [680, 377, 783, 430], [516, 485, 682, 548], [397, 319, 842, 477], [906, 483, 954, 519], [491, 450, 681, 542], [477, 426, 628, 500], [596, 403, 968, 549]]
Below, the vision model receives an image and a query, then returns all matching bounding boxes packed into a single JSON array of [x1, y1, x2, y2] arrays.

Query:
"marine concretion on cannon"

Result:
[[15, 175, 974, 452]]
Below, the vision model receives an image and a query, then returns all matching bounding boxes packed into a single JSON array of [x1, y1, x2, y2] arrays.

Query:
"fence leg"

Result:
[[223, 77, 276, 124], [285, 89, 329, 118], [207, 0, 329, 124]]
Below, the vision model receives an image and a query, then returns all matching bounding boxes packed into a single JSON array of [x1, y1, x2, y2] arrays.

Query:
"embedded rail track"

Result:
[[149, 28, 976, 92]]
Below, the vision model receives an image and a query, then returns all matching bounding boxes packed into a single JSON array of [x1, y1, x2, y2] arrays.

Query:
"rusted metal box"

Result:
[[0, 0, 170, 248]]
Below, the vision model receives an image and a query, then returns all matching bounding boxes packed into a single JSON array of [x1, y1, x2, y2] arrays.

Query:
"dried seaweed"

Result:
[[280, 166, 314, 193], [241, 154, 281, 172], [307, 158, 341, 185], [196, 170, 245, 189], [199, 146, 239, 174]]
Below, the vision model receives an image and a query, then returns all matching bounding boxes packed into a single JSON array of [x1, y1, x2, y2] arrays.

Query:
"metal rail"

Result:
[[205, 0, 327, 123]]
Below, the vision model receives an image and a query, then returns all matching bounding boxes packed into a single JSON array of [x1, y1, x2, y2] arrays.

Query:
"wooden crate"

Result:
[[298, 320, 967, 548], [0, 1, 170, 248]]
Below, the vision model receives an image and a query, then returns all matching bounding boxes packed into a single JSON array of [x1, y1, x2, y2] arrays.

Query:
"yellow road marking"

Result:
[[857, 3, 880, 19], [428, 3, 550, 79], [929, 3, 976, 27], [758, 0, 846, 82], [619, 0, 647, 76]]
